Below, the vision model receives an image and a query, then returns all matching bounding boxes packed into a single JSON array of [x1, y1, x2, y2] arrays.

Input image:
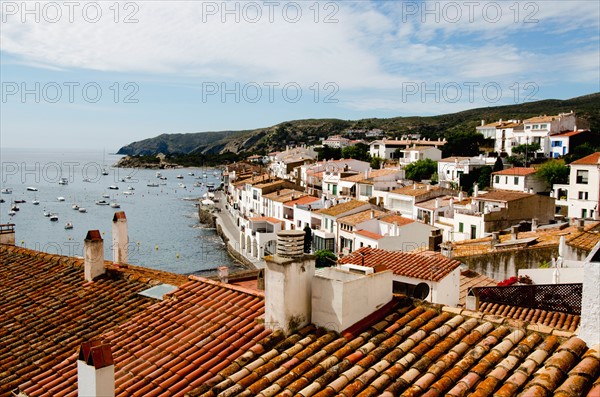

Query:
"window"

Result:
[[495, 176, 500, 184], [576, 170, 589, 184], [514, 177, 519, 185], [552, 141, 562, 147], [582, 209, 588, 218], [253, 191, 258, 200], [458, 222, 464, 233], [540, 124, 547, 129], [578, 191, 589, 200], [470, 225, 477, 239]]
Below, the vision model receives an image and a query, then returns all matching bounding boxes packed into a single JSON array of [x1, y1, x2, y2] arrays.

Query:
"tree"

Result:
[[315, 250, 337, 268], [370, 156, 384, 169], [476, 166, 493, 189], [493, 157, 504, 172], [511, 143, 541, 164], [303, 225, 312, 253], [315, 146, 342, 161], [442, 131, 485, 157], [537, 159, 569, 186], [341, 143, 370, 161], [405, 159, 437, 181]]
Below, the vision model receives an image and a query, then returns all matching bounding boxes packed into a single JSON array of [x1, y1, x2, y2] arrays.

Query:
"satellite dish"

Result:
[[413, 283, 430, 300]]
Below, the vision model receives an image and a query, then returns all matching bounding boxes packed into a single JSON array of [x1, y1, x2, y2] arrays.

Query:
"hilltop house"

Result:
[[491, 167, 549, 193], [369, 137, 446, 160], [553, 152, 600, 220]]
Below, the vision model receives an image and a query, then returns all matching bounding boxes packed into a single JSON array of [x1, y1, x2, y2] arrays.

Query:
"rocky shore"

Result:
[[114, 153, 183, 169]]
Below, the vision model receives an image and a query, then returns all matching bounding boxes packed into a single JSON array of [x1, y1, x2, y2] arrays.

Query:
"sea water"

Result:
[[0, 147, 239, 275]]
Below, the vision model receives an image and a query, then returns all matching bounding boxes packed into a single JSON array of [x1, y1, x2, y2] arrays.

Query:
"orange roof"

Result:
[[18, 276, 268, 397], [390, 184, 440, 197], [524, 115, 559, 123], [284, 195, 320, 207], [476, 190, 533, 202], [1, 245, 188, 396], [338, 209, 386, 226], [571, 152, 600, 165], [317, 199, 369, 217], [379, 214, 415, 226], [339, 247, 461, 281], [354, 229, 384, 240], [492, 167, 537, 176], [478, 301, 580, 332], [249, 216, 282, 224], [552, 129, 588, 137]]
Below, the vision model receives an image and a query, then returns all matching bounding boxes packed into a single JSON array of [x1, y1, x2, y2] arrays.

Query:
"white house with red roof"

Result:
[[491, 167, 549, 193], [339, 247, 462, 306], [553, 152, 600, 220], [549, 129, 594, 158]]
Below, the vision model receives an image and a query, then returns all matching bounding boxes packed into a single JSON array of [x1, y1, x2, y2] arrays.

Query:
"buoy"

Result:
[[156, 245, 159, 250], [176, 253, 180, 259], [21, 240, 25, 246]]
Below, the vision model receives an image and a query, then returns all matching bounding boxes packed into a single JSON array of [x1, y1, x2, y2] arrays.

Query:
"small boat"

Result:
[[0, 198, 4, 203], [159, 176, 167, 180], [188, 172, 195, 176], [64, 222, 73, 230], [110, 201, 120, 208], [178, 183, 186, 188], [11, 203, 20, 212], [102, 193, 110, 198], [57, 197, 65, 202], [58, 177, 68, 185], [49, 214, 59, 222], [32, 199, 40, 205], [176, 174, 184, 179], [43, 209, 51, 217], [159, 182, 167, 186], [193, 182, 202, 187], [26, 187, 38, 191], [120, 178, 127, 182], [156, 171, 162, 178], [125, 175, 132, 180], [108, 185, 119, 190], [147, 182, 159, 187], [78, 207, 87, 213], [1, 188, 12, 194], [14, 200, 26, 204], [72, 204, 80, 210], [127, 186, 135, 190], [101, 168, 109, 176], [8, 210, 16, 216], [95, 200, 109, 206], [83, 177, 91, 182], [123, 191, 134, 195]]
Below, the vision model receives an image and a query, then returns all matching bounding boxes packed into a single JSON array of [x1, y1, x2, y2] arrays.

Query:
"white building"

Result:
[[322, 135, 351, 149], [549, 129, 593, 158], [491, 167, 548, 194], [437, 156, 488, 189], [513, 112, 585, 158], [369, 138, 446, 160], [397, 146, 442, 165], [553, 152, 600, 220]]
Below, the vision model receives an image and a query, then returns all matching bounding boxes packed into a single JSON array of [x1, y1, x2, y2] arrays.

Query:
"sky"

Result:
[[1, 0, 599, 151]]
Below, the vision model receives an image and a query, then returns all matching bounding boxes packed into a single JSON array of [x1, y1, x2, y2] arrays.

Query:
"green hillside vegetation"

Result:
[[117, 93, 600, 166]]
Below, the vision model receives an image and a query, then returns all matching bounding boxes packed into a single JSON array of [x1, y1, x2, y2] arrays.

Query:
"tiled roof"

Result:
[[249, 216, 283, 224], [439, 156, 472, 163], [263, 189, 303, 202], [379, 214, 415, 226], [192, 300, 600, 397], [459, 269, 497, 307], [317, 200, 370, 217], [341, 169, 399, 183], [567, 222, 600, 252], [17, 276, 269, 397], [524, 115, 559, 123], [492, 167, 537, 176], [355, 229, 385, 240], [552, 130, 589, 137], [339, 247, 461, 282], [338, 209, 387, 226], [571, 152, 600, 165], [478, 302, 580, 332], [390, 184, 440, 197], [284, 195, 320, 207], [476, 190, 533, 202], [0, 244, 187, 397]]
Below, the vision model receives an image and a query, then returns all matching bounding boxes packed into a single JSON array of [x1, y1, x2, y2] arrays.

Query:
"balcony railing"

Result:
[[472, 283, 582, 315]]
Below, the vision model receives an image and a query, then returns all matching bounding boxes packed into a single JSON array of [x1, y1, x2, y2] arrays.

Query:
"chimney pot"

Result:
[[217, 266, 229, 283], [78, 341, 114, 397], [511, 225, 519, 240], [84, 230, 105, 282], [112, 211, 128, 264]]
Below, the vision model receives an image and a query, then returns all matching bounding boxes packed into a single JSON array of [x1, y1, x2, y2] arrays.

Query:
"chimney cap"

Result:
[[78, 341, 114, 369], [112, 211, 126, 221], [85, 230, 103, 241]]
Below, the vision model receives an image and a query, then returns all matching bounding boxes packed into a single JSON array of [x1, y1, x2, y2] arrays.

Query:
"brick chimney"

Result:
[[428, 229, 443, 251], [217, 266, 228, 283], [112, 212, 128, 264], [84, 230, 104, 282], [77, 341, 114, 397], [264, 230, 315, 335], [0, 223, 15, 245]]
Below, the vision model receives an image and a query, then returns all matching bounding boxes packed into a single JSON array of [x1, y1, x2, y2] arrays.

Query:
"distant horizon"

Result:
[[2, 1, 598, 149]]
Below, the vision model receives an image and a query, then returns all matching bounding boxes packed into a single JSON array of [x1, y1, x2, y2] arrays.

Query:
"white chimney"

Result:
[[77, 341, 115, 397], [370, 210, 375, 219], [84, 230, 105, 282], [481, 120, 485, 126], [217, 266, 229, 283], [578, 242, 600, 346], [473, 184, 479, 198], [427, 184, 431, 191], [393, 221, 399, 236], [435, 198, 441, 209], [458, 191, 464, 201], [112, 212, 128, 264], [264, 230, 315, 335]]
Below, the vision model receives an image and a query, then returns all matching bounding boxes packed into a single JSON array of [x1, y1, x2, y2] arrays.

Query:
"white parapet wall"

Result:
[[312, 267, 393, 332], [518, 268, 584, 284]]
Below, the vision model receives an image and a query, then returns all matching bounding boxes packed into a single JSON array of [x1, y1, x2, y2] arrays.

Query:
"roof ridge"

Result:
[[188, 274, 265, 298]]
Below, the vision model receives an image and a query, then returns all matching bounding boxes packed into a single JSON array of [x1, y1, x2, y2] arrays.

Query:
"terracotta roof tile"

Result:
[[492, 167, 537, 176], [355, 230, 385, 240], [0, 245, 186, 397], [379, 214, 415, 226], [317, 200, 370, 217], [478, 302, 580, 333], [571, 152, 600, 165], [338, 209, 387, 226], [339, 247, 461, 282]]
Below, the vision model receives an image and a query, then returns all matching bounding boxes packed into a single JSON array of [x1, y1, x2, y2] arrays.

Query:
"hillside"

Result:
[[117, 93, 600, 157]]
